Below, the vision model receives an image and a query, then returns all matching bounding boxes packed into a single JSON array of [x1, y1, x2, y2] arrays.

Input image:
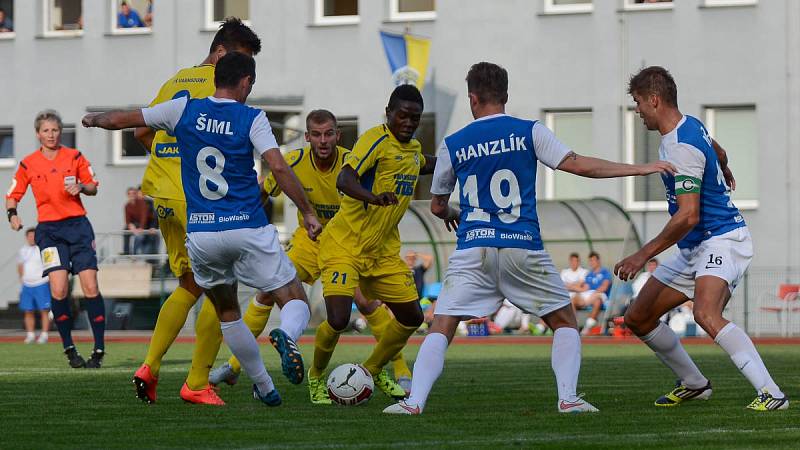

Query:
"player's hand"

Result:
[[65, 183, 82, 196], [638, 161, 676, 177], [722, 164, 736, 191], [370, 192, 398, 207], [444, 209, 460, 233], [614, 252, 648, 282], [81, 114, 100, 128], [303, 213, 323, 241], [9, 215, 22, 231]]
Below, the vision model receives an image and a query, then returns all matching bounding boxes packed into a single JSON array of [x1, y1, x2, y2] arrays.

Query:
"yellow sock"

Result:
[[364, 306, 411, 379], [143, 287, 199, 377], [185, 298, 222, 390], [228, 298, 273, 373], [310, 320, 342, 379], [363, 319, 417, 376]]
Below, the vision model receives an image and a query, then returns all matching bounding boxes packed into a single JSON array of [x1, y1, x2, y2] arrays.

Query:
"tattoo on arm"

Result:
[[567, 152, 578, 161]]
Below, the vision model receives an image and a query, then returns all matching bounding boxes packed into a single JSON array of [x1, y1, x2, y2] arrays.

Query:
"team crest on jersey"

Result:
[[414, 154, 420, 166], [156, 205, 174, 219]]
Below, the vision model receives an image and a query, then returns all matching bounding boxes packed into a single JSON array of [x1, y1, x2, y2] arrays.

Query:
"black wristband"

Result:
[[7, 208, 17, 222]]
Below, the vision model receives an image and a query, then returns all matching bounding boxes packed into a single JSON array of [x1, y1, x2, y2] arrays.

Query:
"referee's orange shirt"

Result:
[[6, 147, 99, 223]]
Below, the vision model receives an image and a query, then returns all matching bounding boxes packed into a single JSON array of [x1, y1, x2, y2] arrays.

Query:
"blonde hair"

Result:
[[34, 109, 63, 132]]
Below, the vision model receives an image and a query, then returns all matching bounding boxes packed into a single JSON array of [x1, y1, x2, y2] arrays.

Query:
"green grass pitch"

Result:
[[1, 339, 798, 449]]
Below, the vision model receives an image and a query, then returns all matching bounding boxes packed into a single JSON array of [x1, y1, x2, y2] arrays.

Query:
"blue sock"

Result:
[[51, 297, 74, 349], [84, 295, 106, 351]]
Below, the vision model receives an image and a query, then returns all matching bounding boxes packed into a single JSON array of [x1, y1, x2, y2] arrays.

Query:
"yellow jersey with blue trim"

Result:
[[263, 146, 349, 232], [140, 64, 216, 200], [322, 124, 425, 257]]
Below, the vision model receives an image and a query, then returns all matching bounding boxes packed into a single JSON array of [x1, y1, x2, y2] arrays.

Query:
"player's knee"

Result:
[[395, 308, 424, 328], [692, 308, 715, 330], [327, 314, 350, 332], [624, 309, 646, 335], [51, 286, 68, 300]]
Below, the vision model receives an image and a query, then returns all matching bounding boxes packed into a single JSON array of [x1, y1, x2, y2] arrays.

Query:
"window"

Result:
[[0, 127, 13, 163], [413, 113, 436, 200], [0, 0, 15, 38], [543, 111, 594, 200], [543, 0, 593, 14], [61, 125, 76, 149], [623, 0, 673, 11], [111, 0, 152, 33], [43, 0, 83, 36], [111, 129, 148, 165], [624, 109, 666, 210], [205, 0, 249, 29], [704, 0, 756, 6], [388, 0, 435, 21], [337, 116, 359, 150], [705, 106, 758, 207], [313, 0, 359, 25]]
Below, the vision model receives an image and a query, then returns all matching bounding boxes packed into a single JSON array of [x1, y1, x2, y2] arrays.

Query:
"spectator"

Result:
[[0, 8, 13, 32], [137, 186, 160, 256], [533, 253, 588, 335], [572, 251, 612, 334], [17, 228, 51, 344], [118, 2, 145, 28], [632, 258, 658, 299], [6, 109, 106, 369], [405, 250, 433, 298], [143, 0, 153, 27]]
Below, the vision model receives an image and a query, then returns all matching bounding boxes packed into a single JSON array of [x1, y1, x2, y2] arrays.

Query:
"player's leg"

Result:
[[212, 292, 274, 386], [263, 278, 311, 385], [355, 290, 412, 386], [76, 268, 106, 368], [48, 268, 86, 368], [625, 274, 711, 405]]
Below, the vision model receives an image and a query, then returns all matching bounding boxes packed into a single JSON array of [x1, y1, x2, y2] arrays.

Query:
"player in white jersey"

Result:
[[617, 66, 788, 411], [83, 52, 322, 406], [384, 62, 675, 415]]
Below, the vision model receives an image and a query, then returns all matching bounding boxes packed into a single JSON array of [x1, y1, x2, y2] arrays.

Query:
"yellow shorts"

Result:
[[152, 197, 191, 277], [318, 235, 417, 303], [286, 231, 321, 285]]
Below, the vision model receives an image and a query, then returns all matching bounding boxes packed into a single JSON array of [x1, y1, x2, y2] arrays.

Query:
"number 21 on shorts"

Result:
[[331, 271, 348, 284]]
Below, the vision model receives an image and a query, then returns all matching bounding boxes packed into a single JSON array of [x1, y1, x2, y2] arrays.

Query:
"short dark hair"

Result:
[[214, 52, 256, 89], [569, 252, 580, 259], [306, 109, 337, 129], [628, 66, 678, 107], [210, 17, 261, 56], [588, 251, 600, 260], [120, 1, 128, 6], [387, 84, 423, 111], [466, 62, 508, 105], [25, 227, 35, 235]]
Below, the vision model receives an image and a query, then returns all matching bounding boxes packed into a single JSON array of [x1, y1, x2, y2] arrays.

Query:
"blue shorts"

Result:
[[20, 283, 51, 311], [35, 216, 98, 276]]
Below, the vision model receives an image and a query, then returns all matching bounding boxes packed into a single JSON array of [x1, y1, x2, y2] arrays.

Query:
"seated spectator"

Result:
[[118, 2, 145, 28], [124, 186, 158, 256], [0, 8, 13, 32], [632, 258, 658, 299], [532, 252, 589, 335], [143, 0, 153, 27], [405, 250, 433, 298], [572, 251, 612, 334]]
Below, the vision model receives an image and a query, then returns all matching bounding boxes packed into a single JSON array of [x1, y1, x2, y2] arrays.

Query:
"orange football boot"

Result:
[[133, 364, 158, 404], [180, 383, 226, 406]]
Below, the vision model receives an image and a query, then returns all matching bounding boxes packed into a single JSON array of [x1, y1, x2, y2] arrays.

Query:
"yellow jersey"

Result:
[[140, 64, 216, 200], [322, 124, 425, 257], [263, 146, 349, 237]]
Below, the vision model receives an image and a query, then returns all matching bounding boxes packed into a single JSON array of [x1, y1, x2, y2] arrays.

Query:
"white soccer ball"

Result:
[[326, 363, 374, 406]]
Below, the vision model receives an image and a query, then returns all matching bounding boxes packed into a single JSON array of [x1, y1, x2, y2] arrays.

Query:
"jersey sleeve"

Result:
[[532, 122, 571, 170], [76, 152, 99, 186], [6, 162, 30, 201], [430, 140, 456, 195], [670, 143, 706, 195], [344, 132, 384, 176], [249, 111, 279, 155], [142, 97, 188, 134]]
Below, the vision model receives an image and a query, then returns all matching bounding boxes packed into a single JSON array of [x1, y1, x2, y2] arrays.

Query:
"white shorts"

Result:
[[572, 290, 607, 306], [653, 227, 752, 299], [186, 225, 297, 291], [435, 247, 571, 319]]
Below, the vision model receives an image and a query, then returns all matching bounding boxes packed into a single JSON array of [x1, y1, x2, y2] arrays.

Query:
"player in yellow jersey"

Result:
[[309, 85, 437, 403], [207, 110, 414, 402], [131, 18, 263, 405]]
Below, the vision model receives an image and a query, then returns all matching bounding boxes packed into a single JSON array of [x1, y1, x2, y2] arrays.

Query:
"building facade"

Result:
[[0, 0, 798, 304]]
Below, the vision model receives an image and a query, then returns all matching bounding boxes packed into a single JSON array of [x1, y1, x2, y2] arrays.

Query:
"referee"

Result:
[[6, 110, 106, 369]]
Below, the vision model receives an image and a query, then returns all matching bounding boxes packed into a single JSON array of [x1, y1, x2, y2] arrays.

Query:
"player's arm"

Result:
[[429, 140, 459, 232], [134, 127, 155, 153], [712, 138, 735, 191], [83, 97, 187, 133], [82, 110, 147, 130], [338, 133, 397, 206], [420, 154, 437, 175], [557, 152, 675, 178]]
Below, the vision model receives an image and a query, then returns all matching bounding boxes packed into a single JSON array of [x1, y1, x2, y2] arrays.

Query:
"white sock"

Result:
[[278, 299, 310, 342], [535, 323, 547, 333], [715, 322, 783, 397], [406, 332, 449, 410], [26, 332, 35, 339], [552, 327, 582, 400], [520, 314, 530, 330], [493, 305, 516, 329], [641, 322, 707, 389], [221, 319, 274, 394], [584, 317, 597, 329]]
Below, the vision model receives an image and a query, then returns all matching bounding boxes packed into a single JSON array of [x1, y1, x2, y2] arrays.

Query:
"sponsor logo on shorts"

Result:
[[465, 228, 495, 242], [218, 212, 250, 223], [156, 205, 174, 219], [189, 212, 215, 224]]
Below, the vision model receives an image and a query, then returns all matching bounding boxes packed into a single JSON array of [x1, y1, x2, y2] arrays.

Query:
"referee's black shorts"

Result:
[[35, 216, 98, 276]]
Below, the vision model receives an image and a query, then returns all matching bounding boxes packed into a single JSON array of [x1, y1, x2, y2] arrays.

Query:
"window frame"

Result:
[[704, 105, 759, 209], [109, 0, 152, 36], [543, 0, 593, 15], [203, 0, 251, 31], [542, 109, 593, 200], [41, 0, 84, 38], [703, 0, 756, 7], [387, 0, 436, 22], [110, 129, 149, 166], [0, 126, 15, 168], [622, 0, 674, 12], [312, 0, 360, 26], [623, 109, 668, 211]]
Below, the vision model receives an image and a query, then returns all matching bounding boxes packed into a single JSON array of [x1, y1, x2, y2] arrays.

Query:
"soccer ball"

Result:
[[326, 363, 374, 406]]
